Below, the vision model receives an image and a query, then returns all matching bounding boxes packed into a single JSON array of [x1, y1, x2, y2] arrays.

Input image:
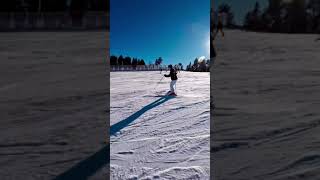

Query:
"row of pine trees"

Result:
[[110, 55, 211, 72], [0, 0, 108, 12], [186, 58, 210, 72], [212, 0, 320, 34], [244, 0, 320, 33], [110, 55, 146, 66]]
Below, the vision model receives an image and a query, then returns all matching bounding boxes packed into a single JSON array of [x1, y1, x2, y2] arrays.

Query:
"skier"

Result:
[[164, 65, 178, 96]]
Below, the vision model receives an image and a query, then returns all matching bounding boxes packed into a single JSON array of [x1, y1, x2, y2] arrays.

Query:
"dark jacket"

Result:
[[164, 68, 178, 80]]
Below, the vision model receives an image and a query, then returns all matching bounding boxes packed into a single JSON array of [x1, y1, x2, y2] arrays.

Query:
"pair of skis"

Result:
[[153, 90, 177, 97]]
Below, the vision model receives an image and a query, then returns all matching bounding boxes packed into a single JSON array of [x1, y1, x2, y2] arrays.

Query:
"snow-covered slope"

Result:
[[110, 71, 210, 179], [0, 32, 108, 179], [212, 30, 320, 180]]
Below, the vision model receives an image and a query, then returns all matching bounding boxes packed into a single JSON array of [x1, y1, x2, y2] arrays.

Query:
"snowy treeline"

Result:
[[110, 55, 146, 66], [186, 58, 210, 72], [211, 3, 238, 29], [111, 65, 168, 71], [0, 0, 109, 30], [244, 0, 320, 33], [0, 12, 108, 30], [110, 55, 184, 71], [211, 0, 320, 34], [0, 0, 108, 12]]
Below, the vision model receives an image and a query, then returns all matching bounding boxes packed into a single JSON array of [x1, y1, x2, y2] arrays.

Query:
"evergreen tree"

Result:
[[199, 60, 207, 72], [178, 63, 183, 70], [187, 62, 192, 71], [138, 59, 146, 65], [155, 57, 163, 65], [118, 55, 124, 66], [244, 2, 263, 31], [132, 58, 138, 66], [218, 3, 235, 27], [285, 0, 307, 33], [191, 58, 199, 71], [264, 0, 284, 32], [110, 55, 118, 65], [124, 56, 132, 65], [306, 0, 320, 32]]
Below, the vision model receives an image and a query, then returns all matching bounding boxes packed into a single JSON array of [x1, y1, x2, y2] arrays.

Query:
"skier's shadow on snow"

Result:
[[110, 96, 174, 136], [53, 96, 173, 180], [53, 145, 109, 180]]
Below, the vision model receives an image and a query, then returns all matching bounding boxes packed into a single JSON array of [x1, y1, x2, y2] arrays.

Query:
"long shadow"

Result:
[[53, 96, 172, 180], [110, 96, 173, 136], [53, 145, 109, 180]]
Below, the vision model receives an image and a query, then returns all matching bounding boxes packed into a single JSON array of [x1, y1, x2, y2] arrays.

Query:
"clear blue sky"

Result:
[[110, 0, 210, 67], [215, 0, 268, 25]]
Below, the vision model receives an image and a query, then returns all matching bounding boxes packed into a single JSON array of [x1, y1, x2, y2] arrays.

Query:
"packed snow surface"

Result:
[[0, 32, 107, 179], [110, 71, 210, 179], [212, 30, 320, 180]]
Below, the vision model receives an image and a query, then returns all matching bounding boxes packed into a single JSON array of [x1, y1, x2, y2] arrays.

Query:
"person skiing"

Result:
[[164, 65, 178, 96]]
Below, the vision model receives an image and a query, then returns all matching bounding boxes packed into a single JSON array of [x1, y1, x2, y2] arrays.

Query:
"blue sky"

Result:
[[110, 0, 210, 67], [215, 0, 268, 25]]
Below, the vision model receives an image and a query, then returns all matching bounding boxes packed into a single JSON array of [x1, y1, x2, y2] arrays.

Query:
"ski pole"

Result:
[[154, 76, 164, 91]]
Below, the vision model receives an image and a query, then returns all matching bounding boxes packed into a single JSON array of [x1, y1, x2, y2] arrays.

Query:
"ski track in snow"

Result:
[[110, 71, 210, 179]]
